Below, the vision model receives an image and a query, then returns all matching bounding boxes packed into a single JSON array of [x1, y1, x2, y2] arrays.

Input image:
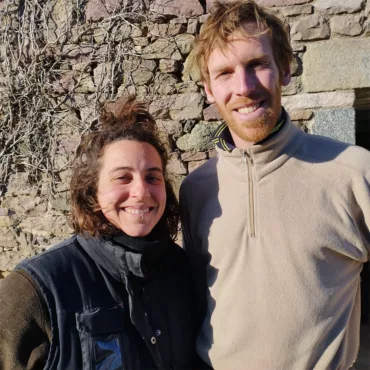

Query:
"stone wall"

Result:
[[0, 0, 370, 277]]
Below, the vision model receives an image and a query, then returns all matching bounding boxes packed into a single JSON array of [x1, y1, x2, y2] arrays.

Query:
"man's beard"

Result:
[[217, 103, 278, 144]]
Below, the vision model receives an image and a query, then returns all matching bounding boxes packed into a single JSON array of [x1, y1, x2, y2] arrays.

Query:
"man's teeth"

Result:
[[237, 104, 260, 114], [124, 208, 150, 215]]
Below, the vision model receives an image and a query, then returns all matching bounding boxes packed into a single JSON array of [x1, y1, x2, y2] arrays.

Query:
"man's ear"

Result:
[[204, 82, 215, 104], [281, 66, 291, 87]]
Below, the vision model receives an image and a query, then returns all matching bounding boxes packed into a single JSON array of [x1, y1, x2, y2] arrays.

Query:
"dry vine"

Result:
[[0, 0, 149, 197]]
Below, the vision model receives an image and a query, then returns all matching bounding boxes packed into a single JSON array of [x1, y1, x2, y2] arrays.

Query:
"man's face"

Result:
[[204, 24, 290, 148]]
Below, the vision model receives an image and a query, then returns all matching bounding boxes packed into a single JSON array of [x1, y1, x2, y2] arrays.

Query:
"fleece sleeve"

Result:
[[0, 270, 51, 370], [179, 182, 208, 327]]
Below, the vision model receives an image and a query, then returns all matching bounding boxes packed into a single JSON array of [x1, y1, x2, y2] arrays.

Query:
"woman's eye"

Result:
[[147, 175, 162, 184], [116, 175, 131, 182]]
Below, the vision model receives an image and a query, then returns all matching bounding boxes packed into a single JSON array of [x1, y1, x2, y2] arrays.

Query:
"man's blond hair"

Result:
[[193, 0, 293, 84]]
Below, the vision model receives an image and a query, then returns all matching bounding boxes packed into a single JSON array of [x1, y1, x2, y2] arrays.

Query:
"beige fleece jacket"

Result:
[[180, 118, 370, 370]]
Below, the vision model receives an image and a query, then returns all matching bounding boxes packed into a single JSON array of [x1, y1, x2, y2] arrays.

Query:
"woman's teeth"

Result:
[[124, 208, 150, 215], [237, 103, 261, 114]]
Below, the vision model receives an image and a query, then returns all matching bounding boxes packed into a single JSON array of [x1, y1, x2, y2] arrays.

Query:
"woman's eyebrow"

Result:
[[109, 166, 133, 175], [146, 167, 163, 173]]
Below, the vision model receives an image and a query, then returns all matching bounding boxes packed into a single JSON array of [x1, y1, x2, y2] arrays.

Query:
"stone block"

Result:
[[19, 215, 73, 238], [142, 39, 182, 60], [282, 91, 355, 111], [302, 39, 370, 92], [154, 73, 179, 95], [156, 120, 183, 138], [203, 104, 222, 121], [282, 76, 301, 96], [291, 15, 330, 41], [133, 37, 149, 47], [315, 0, 364, 14], [167, 152, 187, 175], [159, 59, 179, 73], [313, 108, 356, 144], [181, 151, 207, 161], [187, 19, 199, 34], [188, 160, 208, 173], [175, 34, 195, 56], [279, 4, 312, 17], [182, 51, 201, 82], [150, 0, 204, 17], [169, 93, 204, 120], [6, 173, 38, 196], [289, 109, 313, 121], [176, 122, 218, 151], [331, 14, 364, 36], [175, 81, 199, 93]]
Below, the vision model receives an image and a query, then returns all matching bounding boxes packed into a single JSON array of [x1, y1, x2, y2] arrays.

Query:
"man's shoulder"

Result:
[[181, 156, 218, 188], [300, 133, 370, 175]]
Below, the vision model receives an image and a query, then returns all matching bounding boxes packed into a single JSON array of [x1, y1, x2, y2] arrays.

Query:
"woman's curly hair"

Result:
[[70, 95, 180, 240]]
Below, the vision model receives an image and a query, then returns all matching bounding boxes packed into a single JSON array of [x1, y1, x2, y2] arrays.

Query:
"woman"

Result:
[[0, 97, 200, 369]]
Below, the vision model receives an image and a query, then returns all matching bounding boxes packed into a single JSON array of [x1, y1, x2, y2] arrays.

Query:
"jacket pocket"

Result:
[[76, 305, 125, 370]]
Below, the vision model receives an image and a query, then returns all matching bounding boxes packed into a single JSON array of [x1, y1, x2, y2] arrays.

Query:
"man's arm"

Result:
[[0, 270, 51, 370], [179, 182, 208, 328]]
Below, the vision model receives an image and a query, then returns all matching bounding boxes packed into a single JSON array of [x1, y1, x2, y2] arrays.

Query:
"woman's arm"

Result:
[[0, 270, 51, 370]]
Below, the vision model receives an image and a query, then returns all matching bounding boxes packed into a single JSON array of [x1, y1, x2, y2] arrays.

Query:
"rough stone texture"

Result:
[[52, 71, 95, 93], [188, 160, 208, 172], [279, 4, 313, 16], [159, 59, 179, 73], [142, 39, 182, 60], [85, 0, 123, 22], [302, 39, 370, 92], [365, 21, 370, 36], [156, 119, 183, 138], [313, 108, 356, 144], [175, 34, 195, 56], [203, 104, 222, 121], [167, 152, 187, 175], [175, 81, 199, 93], [187, 18, 199, 34], [291, 15, 330, 41], [282, 91, 355, 110], [150, 0, 204, 17], [154, 73, 179, 95], [315, 0, 364, 14], [331, 14, 364, 36], [289, 109, 313, 121], [182, 51, 201, 82], [282, 77, 301, 96], [181, 151, 207, 161], [149, 93, 204, 120], [176, 122, 218, 151], [291, 54, 301, 76]]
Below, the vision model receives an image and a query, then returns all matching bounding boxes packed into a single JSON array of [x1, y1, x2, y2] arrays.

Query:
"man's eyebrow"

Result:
[[211, 54, 270, 74]]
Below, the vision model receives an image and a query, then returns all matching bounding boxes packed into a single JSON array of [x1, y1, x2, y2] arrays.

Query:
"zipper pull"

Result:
[[242, 150, 247, 163]]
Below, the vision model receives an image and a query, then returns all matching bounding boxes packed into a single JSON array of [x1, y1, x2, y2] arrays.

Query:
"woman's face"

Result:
[[96, 139, 166, 237]]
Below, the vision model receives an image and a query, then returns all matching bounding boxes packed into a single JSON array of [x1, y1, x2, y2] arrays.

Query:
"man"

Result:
[[179, 1, 370, 369]]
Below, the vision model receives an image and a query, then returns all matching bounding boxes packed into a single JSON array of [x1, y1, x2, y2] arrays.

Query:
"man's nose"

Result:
[[234, 67, 256, 96]]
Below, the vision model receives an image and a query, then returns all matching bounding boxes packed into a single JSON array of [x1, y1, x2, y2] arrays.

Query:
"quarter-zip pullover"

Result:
[[180, 116, 370, 370]]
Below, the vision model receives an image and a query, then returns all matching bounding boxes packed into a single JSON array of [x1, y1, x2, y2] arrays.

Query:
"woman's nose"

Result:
[[130, 179, 150, 199]]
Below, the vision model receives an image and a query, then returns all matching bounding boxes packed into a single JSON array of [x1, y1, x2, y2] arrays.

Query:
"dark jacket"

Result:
[[13, 229, 198, 370]]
